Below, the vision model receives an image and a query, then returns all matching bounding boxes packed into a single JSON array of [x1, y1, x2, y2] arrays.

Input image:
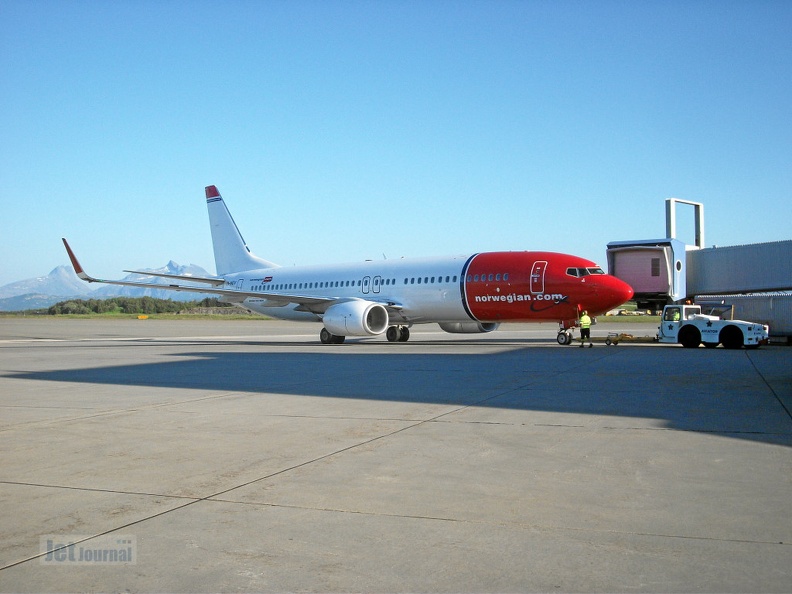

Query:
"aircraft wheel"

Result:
[[398, 327, 410, 342], [557, 332, 572, 345], [320, 328, 345, 344], [386, 326, 400, 342]]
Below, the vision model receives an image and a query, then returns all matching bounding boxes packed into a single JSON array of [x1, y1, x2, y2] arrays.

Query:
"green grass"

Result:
[[0, 311, 266, 320], [599, 315, 660, 324]]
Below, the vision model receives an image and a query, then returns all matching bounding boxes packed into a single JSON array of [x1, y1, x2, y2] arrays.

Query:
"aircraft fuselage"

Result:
[[225, 251, 629, 326]]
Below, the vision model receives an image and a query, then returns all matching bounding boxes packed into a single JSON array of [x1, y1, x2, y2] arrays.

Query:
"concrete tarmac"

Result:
[[0, 317, 790, 593]]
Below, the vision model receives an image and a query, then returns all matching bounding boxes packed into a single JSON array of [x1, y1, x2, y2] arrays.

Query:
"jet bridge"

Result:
[[606, 198, 791, 336], [606, 238, 688, 312]]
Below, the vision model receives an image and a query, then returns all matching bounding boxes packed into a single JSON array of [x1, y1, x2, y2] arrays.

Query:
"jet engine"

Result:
[[438, 322, 500, 334], [322, 300, 390, 336]]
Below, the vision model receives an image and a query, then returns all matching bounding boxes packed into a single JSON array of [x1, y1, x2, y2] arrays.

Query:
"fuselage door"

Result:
[[372, 275, 382, 294], [530, 261, 547, 294], [361, 276, 371, 294]]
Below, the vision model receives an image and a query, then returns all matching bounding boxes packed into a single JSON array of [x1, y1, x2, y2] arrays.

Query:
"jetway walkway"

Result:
[[606, 199, 791, 338]]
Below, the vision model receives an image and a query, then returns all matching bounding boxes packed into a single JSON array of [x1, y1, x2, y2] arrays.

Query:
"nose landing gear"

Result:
[[557, 320, 575, 345]]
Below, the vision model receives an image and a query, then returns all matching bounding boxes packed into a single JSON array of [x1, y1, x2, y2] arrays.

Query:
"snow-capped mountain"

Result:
[[92, 261, 213, 300], [0, 266, 92, 299], [0, 262, 215, 311]]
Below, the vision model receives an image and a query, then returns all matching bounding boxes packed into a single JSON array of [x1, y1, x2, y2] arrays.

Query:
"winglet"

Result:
[[61, 238, 97, 282]]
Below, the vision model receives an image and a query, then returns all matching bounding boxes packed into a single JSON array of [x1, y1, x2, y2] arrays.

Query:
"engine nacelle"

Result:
[[438, 322, 500, 334], [322, 300, 390, 337]]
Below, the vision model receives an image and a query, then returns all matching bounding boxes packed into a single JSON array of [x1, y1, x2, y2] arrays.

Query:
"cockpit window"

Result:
[[567, 267, 605, 277]]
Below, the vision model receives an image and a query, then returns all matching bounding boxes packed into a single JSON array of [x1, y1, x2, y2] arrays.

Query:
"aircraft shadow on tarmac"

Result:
[[9, 347, 792, 447]]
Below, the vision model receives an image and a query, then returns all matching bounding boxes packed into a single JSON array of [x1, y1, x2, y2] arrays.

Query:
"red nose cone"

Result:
[[596, 275, 634, 313], [616, 277, 634, 303]]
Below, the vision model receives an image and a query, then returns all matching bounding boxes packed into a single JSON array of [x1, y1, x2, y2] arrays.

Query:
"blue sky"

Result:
[[1, 0, 790, 286]]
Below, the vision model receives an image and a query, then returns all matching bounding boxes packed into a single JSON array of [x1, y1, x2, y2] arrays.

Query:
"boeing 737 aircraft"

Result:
[[63, 185, 633, 344]]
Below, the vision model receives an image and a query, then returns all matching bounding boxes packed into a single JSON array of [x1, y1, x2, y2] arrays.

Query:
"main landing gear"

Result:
[[386, 325, 410, 342], [319, 325, 410, 344], [319, 328, 345, 344]]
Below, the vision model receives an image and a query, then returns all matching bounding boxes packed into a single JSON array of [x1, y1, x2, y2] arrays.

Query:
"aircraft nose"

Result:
[[610, 275, 634, 304]]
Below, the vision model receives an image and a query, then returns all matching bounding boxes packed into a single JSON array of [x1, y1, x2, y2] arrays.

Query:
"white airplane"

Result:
[[63, 185, 634, 344]]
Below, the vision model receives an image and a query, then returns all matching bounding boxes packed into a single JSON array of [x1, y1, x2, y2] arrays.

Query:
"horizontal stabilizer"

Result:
[[122, 270, 225, 286]]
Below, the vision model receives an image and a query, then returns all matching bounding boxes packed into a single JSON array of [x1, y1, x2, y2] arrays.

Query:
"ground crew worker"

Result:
[[579, 310, 593, 348]]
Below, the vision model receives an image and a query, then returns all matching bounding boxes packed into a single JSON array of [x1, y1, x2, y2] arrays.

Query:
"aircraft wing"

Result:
[[62, 239, 334, 307]]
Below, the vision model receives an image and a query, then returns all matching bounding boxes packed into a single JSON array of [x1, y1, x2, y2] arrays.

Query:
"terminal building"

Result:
[[606, 199, 792, 341]]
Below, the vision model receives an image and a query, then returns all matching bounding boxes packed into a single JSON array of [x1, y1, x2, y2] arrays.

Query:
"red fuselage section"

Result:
[[462, 252, 634, 324]]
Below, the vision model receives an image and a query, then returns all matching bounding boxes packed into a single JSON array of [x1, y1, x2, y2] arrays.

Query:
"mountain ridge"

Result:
[[0, 262, 215, 311]]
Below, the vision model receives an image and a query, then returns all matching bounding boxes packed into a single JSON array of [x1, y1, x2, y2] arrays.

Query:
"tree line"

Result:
[[47, 297, 233, 315]]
